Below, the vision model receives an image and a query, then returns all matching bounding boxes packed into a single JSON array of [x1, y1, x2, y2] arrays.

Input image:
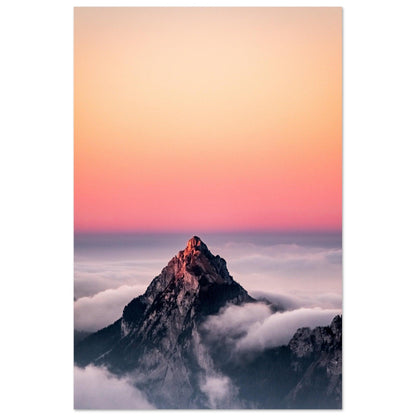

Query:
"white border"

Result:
[[2, 1, 416, 414]]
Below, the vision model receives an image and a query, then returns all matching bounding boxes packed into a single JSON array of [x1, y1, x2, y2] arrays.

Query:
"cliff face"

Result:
[[74, 237, 342, 409], [285, 315, 342, 408]]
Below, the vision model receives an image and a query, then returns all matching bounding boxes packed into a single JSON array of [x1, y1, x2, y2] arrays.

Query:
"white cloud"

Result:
[[203, 303, 340, 354], [192, 328, 240, 408], [74, 259, 161, 299], [200, 375, 236, 409], [236, 307, 341, 352], [74, 285, 146, 331], [219, 243, 342, 296], [250, 290, 343, 310], [74, 365, 154, 409], [75, 235, 342, 301], [202, 302, 272, 339]]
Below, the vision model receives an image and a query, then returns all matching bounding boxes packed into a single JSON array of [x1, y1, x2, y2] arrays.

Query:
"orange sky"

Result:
[[74, 7, 342, 232]]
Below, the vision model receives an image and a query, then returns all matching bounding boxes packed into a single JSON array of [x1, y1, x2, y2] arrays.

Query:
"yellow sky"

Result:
[[74, 8, 342, 231]]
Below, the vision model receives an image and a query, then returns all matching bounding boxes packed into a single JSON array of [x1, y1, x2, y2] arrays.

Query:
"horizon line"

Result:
[[74, 228, 342, 235]]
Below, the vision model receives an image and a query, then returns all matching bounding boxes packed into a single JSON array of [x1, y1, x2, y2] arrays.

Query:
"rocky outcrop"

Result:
[[285, 315, 342, 408]]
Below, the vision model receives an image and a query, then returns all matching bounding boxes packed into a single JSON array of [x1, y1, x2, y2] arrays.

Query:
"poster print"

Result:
[[74, 7, 342, 409]]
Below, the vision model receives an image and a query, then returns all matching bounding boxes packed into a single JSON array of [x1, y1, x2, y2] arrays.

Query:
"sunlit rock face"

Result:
[[120, 236, 252, 334]]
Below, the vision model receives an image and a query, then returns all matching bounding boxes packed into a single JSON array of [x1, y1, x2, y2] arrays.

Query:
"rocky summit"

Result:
[[74, 236, 342, 409]]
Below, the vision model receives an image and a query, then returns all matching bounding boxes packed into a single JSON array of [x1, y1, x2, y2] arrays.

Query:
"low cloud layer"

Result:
[[236, 307, 340, 352], [74, 233, 189, 299], [75, 233, 342, 299], [202, 302, 272, 343], [74, 365, 154, 409], [74, 233, 342, 334], [74, 260, 163, 300], [74, 285, 146, 331], [250, 290, 342, 311], [202, 303, 340, 353], [221, 243, 342, 296]]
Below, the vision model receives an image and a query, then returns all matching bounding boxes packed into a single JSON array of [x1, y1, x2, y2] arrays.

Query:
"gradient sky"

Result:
[[74, 7, 342, 232]]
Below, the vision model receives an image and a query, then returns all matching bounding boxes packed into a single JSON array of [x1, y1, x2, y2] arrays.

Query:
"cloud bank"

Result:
[[222, 243, 342, 296], [74, 365, 154, 409], [250, 290, 342, 311], [74, 285, 146, 331], [74, 259, 161, 299], [202, 303, 340, 353], [236, 307, 340, 352], [75, 233, 342, 300], [74, 232, 342, 337]]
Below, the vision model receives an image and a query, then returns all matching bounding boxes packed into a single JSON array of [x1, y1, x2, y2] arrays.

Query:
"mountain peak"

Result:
[[75, 236, 253, 396], [176, 236, 234, 286], [183, 236, 208, 256], [115, 236, 252, 338]]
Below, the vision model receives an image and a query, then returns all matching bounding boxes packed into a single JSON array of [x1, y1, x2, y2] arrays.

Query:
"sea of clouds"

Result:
[[74, 232, 342, 332], [74, 232, 342, 408]]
